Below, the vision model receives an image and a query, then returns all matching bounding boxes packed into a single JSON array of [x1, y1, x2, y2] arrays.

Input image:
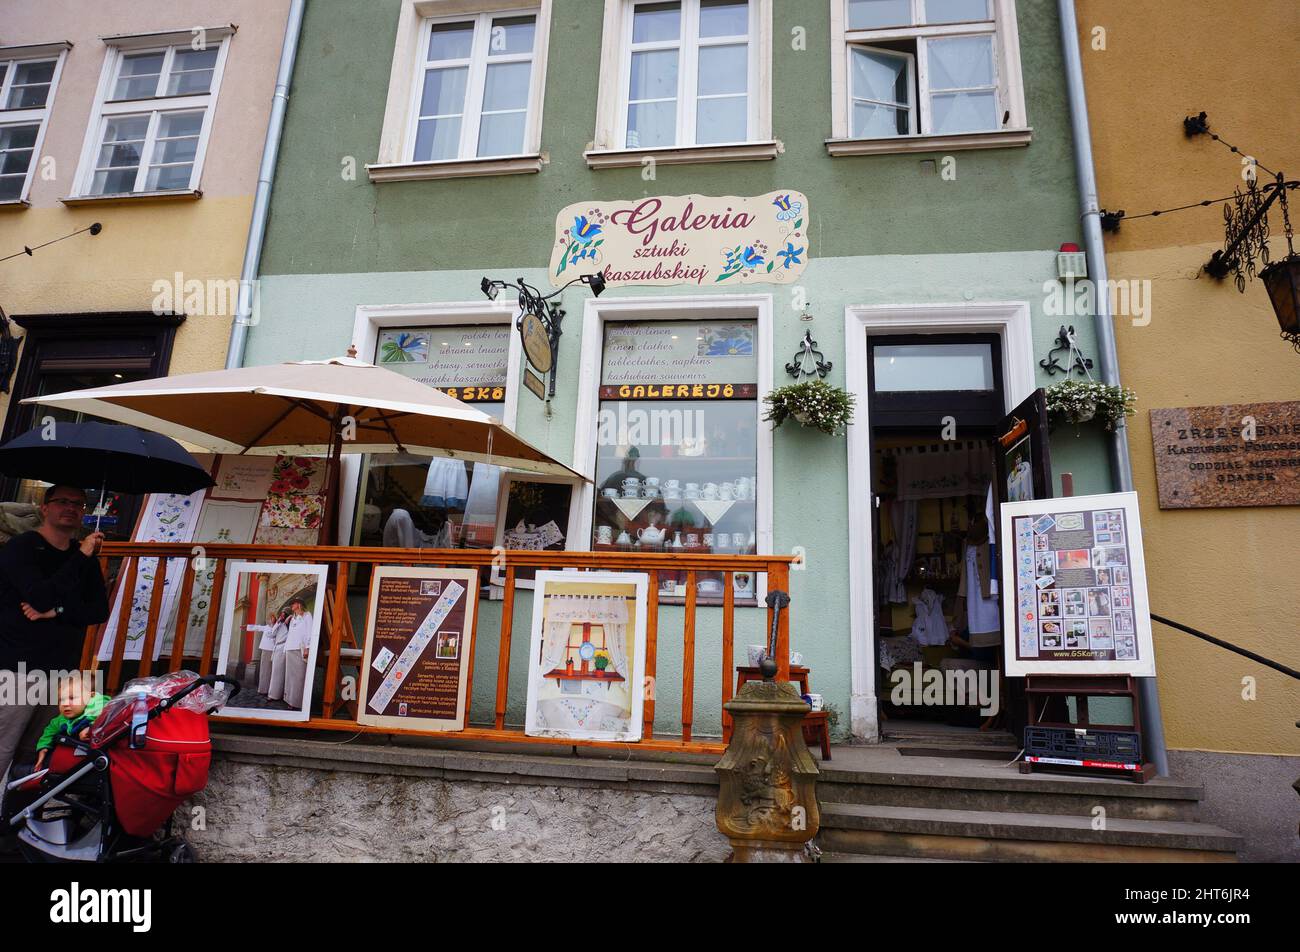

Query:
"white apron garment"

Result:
[[910, 588, 949, 646], [964, 544, 1002, 636], [282, 648, 308, 709], [421, 458, 469, 509], [268, 647, 286, 700], [257, 648, 275, 694]]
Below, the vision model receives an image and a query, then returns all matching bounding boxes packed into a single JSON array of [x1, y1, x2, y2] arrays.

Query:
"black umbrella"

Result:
[[0, 421, 214, 528]]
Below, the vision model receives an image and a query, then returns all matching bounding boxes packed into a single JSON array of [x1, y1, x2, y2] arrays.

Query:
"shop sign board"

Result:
[[1000, 492, 1155, 677], [358, 566, 479, 731], [550, 191, 809, 288], [1150, 401, 1300, 509]]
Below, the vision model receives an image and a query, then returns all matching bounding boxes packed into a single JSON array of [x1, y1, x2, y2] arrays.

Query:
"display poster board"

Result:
[[357, 566, 479, 732], [214, 561, 329, 722], [525, 571, 648, 742], [1000, 491, 1155, 677]]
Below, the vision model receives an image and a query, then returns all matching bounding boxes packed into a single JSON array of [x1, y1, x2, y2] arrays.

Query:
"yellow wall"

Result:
[[0, 197, 251, 425], [1079, 0, 1300, 755]]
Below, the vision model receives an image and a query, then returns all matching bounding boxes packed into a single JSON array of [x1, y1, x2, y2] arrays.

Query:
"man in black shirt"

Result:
[[0, 486, 109, 781]]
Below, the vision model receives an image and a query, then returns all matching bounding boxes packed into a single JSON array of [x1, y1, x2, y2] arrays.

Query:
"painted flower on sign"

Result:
[[557, 210, 607, 277], [773, 194, 803, 222], [777, 242, 804, 269]]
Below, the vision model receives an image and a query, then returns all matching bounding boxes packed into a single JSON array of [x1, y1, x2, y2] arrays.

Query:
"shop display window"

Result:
[[592, 319, 759, 604]]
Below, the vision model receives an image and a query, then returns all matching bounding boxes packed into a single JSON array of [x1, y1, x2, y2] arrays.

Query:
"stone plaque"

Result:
[[1150, 402, 1300, 509]]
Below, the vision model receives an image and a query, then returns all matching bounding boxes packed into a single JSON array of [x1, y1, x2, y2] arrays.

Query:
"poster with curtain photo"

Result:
[[525, 571, 648, 742], [1000, 492, 1155, 676], [357, 566, 479, 732]]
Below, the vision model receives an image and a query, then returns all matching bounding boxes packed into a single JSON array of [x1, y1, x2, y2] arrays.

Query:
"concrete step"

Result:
[[817, 802, 1241, 863], [817, 761, 1204, 821]]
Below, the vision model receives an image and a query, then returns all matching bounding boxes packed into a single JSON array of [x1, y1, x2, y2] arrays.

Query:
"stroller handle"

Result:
[[155, 674, 241, 717]]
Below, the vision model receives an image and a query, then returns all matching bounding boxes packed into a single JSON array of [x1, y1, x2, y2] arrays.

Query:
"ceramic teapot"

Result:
[[638, 524, 666, 545]]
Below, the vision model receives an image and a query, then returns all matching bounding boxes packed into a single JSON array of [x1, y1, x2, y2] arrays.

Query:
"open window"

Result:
[[830, 0, 1029, 153]]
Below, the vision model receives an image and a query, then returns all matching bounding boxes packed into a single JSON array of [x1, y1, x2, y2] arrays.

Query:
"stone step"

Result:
[[817, 851, 977, 863], [817, 802, 1241, 863], [882, 726, 1019, 748], [817, 762, 1204, 821]]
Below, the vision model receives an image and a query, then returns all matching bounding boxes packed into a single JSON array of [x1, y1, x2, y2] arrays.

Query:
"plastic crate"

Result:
[[1024, 726, 1142, 765]]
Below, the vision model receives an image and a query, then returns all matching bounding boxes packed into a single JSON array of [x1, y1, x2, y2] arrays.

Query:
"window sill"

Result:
[[366, 154, 544, 182], [825, 128, 1032, 157], [584, 140, 782, 170], [61, 189, 202, 207], [0, 199, 31, 211]]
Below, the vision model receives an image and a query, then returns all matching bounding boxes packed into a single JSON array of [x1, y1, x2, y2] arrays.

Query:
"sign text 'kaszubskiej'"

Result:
[[549, 191, 810, 288]]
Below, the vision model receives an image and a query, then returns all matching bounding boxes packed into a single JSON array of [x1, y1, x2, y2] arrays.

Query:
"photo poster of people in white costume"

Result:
[[1000, 491, 1155, 677], [525, 571, 649, 742], [357, 566, 479, 732], [214, 562, 329, 722]]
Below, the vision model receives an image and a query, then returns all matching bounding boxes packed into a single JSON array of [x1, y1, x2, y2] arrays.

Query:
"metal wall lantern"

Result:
[[1186, 114, 1300, 352], [481, 273, 605, 397], [1260, 256, 1300, 351]]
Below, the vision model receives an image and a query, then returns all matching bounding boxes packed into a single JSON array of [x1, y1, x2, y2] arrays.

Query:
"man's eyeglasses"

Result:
[[46, 498, 88, 511]]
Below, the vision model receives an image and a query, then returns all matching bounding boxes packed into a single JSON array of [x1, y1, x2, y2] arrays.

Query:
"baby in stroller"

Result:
[[34, 674, 109, 773], [3, 671, 236, 863]]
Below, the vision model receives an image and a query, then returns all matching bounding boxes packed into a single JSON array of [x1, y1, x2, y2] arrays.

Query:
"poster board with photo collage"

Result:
[[1000, 491, 1155, 676]]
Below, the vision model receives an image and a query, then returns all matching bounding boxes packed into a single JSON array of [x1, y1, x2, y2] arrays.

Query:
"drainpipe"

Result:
[[1057, 0, 1169, 777], [225, 0, 305, 369]]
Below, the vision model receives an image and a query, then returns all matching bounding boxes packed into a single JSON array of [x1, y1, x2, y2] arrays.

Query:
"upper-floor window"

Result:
[[74, 32, 231, 197], [409, 11, 541, 162], [0, 48, 67, 202], [833, 0, 1027, 144], [620, 0, 757, 149]]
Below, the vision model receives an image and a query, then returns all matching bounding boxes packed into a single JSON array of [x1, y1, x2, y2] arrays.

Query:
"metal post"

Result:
[[1057, 0, 1168, 776]]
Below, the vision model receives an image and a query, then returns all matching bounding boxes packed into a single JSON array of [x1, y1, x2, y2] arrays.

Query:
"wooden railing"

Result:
[[86, 543, 797, 756]]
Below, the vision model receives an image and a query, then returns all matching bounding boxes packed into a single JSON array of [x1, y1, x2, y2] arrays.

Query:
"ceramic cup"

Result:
[[719, 483, 734, 500], [602, 487, 618, 498], [685, 533, 699, 546], [596, 525, 613, 544], [703, 533, 715, 548]]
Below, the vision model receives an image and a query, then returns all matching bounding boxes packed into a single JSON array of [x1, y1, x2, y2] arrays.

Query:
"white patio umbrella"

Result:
[[26, 353, 584, 543]]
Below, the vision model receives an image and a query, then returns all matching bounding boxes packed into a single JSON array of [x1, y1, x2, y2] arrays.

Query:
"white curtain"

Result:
[[541, 595, 630, 673], [887, 498, 918, 604]]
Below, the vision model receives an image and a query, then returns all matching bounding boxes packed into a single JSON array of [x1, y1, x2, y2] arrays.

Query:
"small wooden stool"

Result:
[[735, 665, 831, 761]]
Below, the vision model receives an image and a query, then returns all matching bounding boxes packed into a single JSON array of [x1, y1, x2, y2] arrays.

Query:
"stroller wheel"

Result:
[[166, 841, 197, 864]]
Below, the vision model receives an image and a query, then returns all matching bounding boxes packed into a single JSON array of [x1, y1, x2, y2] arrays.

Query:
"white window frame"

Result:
[[340, 301, 528, 547], [405, 9, 542, 163], [847, 44, 917, 138], [0, 45, 69, 205], [829, 0, 1029, 155], [571, 293, 775, 602], [371, 0, 552, 182], [71, 30, 233, 199], [615, 0, 758, 150], [589, 0, 775, 168]]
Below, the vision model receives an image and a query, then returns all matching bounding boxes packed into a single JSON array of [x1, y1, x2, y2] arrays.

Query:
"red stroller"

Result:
[[3, 673, 237, 863]]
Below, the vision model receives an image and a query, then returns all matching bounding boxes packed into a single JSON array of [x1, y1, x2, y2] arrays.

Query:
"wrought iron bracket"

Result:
[[785, 330, 832, 380], [1039, 325, 1093, 377]]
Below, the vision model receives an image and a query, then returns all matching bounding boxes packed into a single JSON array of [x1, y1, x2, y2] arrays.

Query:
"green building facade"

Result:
[[248, 0, 1112, 740]]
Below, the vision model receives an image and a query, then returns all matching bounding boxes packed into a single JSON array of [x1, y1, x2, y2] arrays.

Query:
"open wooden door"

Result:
[[994, 389, 1053, 739]]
